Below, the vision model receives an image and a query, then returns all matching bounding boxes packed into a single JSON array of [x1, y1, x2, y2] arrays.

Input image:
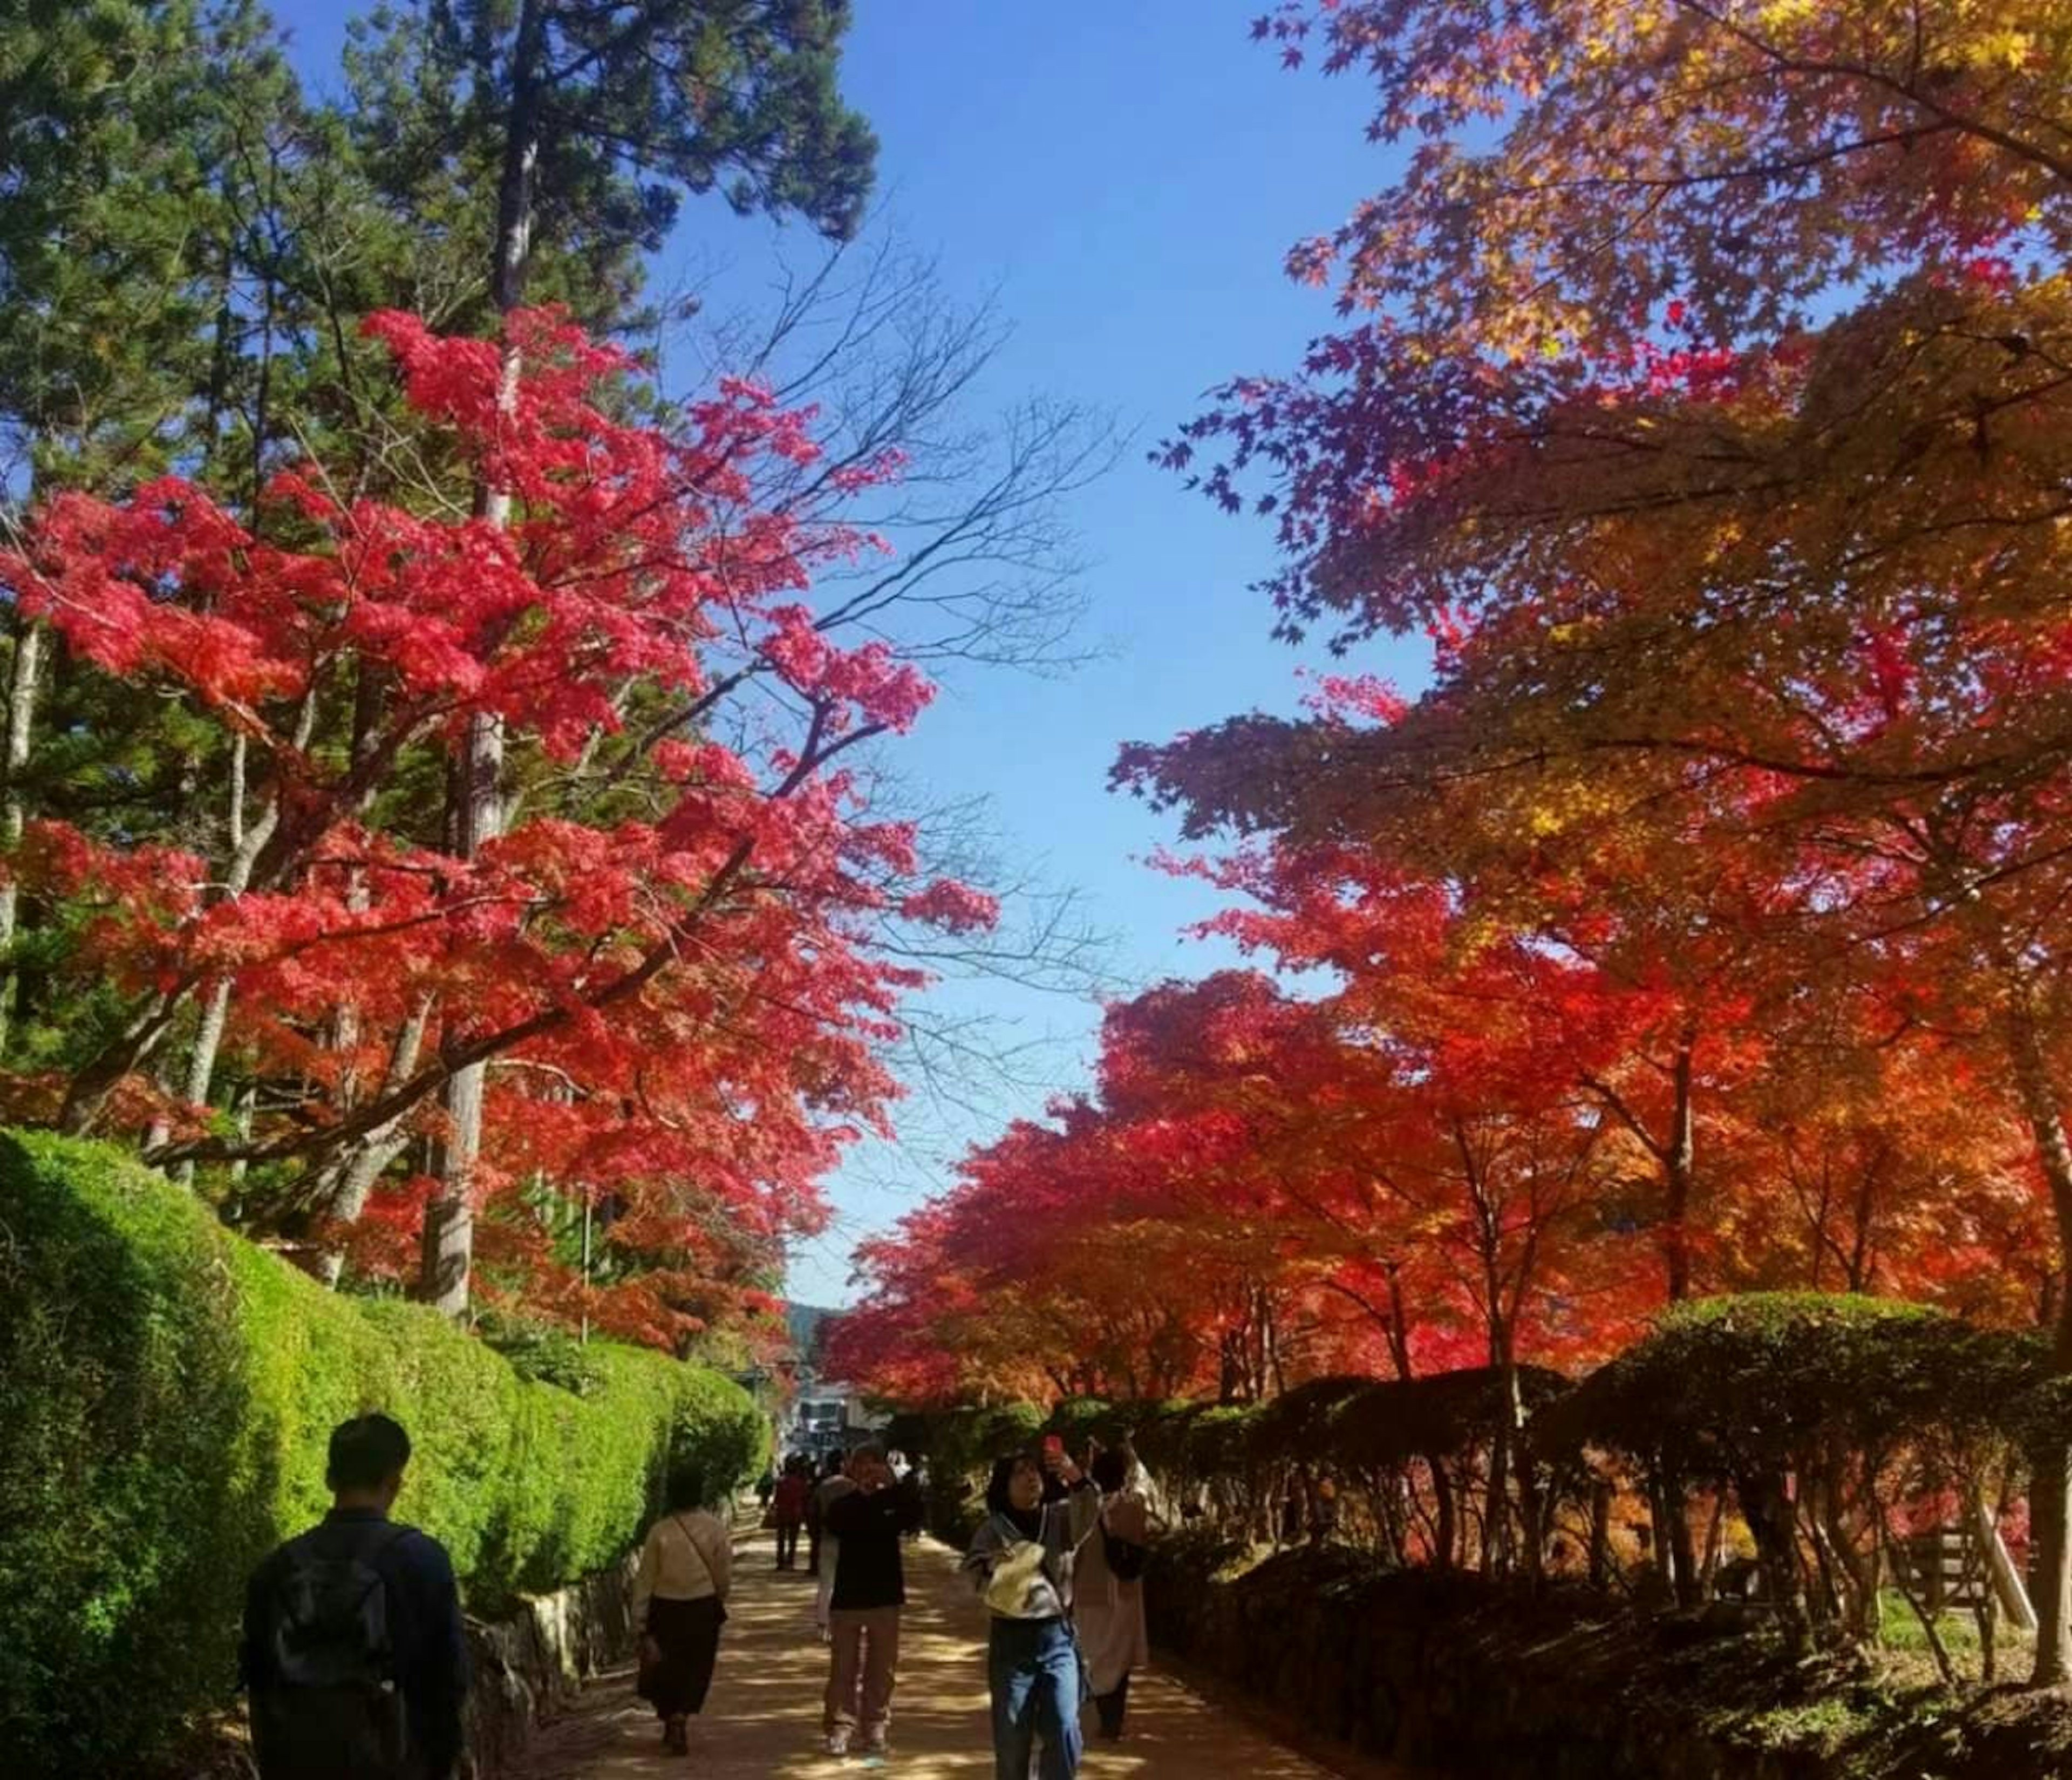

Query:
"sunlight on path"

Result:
[[519, 1531, 1348, 1779]]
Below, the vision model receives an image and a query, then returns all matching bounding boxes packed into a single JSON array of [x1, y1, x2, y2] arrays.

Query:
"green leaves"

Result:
[[0, 1128, 764, 1770], [1542, 1292, 2039, 1474]]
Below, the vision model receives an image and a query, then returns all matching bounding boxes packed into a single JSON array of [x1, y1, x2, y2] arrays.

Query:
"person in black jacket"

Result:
[[241, 1414, 470, 1780], [819, 1442, 925, 1757]]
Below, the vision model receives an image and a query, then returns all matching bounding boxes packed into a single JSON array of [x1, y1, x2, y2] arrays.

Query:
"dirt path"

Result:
[[516, 1531, 1360, 1778]]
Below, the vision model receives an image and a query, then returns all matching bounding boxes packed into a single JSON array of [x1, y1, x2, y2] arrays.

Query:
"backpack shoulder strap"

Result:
[[321, 1519, 414, 1564]]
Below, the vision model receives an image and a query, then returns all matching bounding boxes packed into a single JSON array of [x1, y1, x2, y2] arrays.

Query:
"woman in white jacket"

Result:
[[630, 1464, 732, 1757], [1073, 1447, 1156, 1740]]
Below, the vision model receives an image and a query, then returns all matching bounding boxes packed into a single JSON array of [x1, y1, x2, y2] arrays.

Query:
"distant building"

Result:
[[775, 1299, 887, 1456], [783, 1375, 885, 1457]]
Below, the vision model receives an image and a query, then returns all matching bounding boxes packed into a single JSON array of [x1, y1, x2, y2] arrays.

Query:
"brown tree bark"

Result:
[[2000, 972, 2072, 1685], [418, 0, 543, 1315], [0, 616, 43, 1058]]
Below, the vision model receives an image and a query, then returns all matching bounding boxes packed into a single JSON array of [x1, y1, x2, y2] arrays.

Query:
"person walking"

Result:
[[772, 1457, 811, 1571], [820, 1442, 925, 1757], [1074, 1448, 1154, 1741], [964, 1443, 1102, 1780], [631, 1462, 732, 1757], [806, 1449, 847, 1579], [811, 1451, 859, 1639], [241, 1413, 469, 1780]]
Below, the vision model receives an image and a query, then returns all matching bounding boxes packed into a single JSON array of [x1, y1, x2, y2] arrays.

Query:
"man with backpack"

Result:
[[241, 1413, 470, 1780]]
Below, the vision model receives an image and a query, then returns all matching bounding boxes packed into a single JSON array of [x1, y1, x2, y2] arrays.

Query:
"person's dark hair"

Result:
[[327, 1413, 411, 1492], [665, 1462, 706, 1512], [822, 1450, 847, 1477], [985, 1451, 1038, 1517], [1092, 1449, 1128, 1494]]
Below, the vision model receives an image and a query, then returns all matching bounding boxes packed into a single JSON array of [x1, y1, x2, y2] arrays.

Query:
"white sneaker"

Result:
[[826, 1730, 852, 1757]]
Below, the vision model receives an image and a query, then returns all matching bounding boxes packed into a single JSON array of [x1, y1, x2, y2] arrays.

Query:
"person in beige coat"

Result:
[[1074, 1447, 1154, 1741], [631, 1464, 732, 1757]]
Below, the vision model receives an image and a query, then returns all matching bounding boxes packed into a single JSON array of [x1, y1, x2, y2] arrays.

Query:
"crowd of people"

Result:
[[239, 1416, 1160, 1779]]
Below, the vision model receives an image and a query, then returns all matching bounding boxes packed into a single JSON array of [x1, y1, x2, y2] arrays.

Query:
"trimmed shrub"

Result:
[[0, 1130, 762, 1774], [1332, 1366, 1573, 1472], [1536, 1293, 2035, 1476], [1119, 1399, 1214, 1476], [1537, 1293, 2039, 1641]]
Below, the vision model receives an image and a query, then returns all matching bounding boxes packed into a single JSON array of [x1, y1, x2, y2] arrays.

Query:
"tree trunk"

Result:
[[1663, 1023, 1697, 1302], [1588, 1479, 1613, 1588], [0, 617, 44, 1058], [1976, 1490, 2039, 1634], [1742, 1471, 1809, 1654], [152, 724, 298, 1175], [318, 997, 432, 1285], [2033, 1447, 2072, 1686], [1262, 1288, 1286, 1399], [417, 0, 544, 1317], [1701, 1488, 1728, 1597], [1881, 1519, 1958, 1687], [1494, 1337, 1540, 1585], [1644, 1470, 1675, 1598], [1484, 1417, 1511, 1577], [1429, 1455, 1456, 1570], [1384, 1259, 1414, 1381], [420, 719, 502, 1315], [1814, 1458, 1879, 1641], [2001, 978, 2072, 1683], [1217, 1326, 1243, 1405], [1665, 1474, 1701, 1608]]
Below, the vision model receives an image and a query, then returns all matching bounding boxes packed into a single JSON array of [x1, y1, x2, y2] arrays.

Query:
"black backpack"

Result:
[[1101, 1519, 1149, 1584], [251, 1523, 413, 1779]]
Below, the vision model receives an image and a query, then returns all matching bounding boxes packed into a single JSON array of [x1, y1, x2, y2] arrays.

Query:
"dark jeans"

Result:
[[775, 1521, 801, 1567], [1094, 1673, 1130, 1738], [986, 1617, 1082, 1780]]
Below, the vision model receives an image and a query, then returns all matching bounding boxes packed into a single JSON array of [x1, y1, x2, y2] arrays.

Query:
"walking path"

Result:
[[516, 1531, 1355, 1778]]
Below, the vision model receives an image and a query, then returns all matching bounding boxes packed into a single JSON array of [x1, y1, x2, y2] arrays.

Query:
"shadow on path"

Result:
[[517, 1531, 1356, 1778]]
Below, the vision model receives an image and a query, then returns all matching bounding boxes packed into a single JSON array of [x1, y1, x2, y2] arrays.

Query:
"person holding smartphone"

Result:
[[819, 1443, 925, 1757], [962, 1438, 1102, 1779], [1075, 1443, 1158, 1741]]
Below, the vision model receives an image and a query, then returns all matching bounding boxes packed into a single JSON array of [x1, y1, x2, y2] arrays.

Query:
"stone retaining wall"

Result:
[[468, 1512, 759, 1774], [464, 1552, 644, 1777]]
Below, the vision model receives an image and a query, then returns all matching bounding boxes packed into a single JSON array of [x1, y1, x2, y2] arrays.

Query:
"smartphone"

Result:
[[1041, 1434, 1064, 1461]]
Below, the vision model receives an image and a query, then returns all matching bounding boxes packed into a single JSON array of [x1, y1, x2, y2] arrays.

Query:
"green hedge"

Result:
[[1010, 1372, 1573, 1483], [1534, 1293, 2038, 1474], [0, 1130, 762, 1775]]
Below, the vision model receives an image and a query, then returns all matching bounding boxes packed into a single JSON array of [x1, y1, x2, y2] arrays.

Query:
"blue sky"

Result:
[[269, 3, 1429, 1306]]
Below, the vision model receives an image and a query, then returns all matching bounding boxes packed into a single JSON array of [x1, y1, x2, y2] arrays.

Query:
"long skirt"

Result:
[[644, 1594, 725, 1720]]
